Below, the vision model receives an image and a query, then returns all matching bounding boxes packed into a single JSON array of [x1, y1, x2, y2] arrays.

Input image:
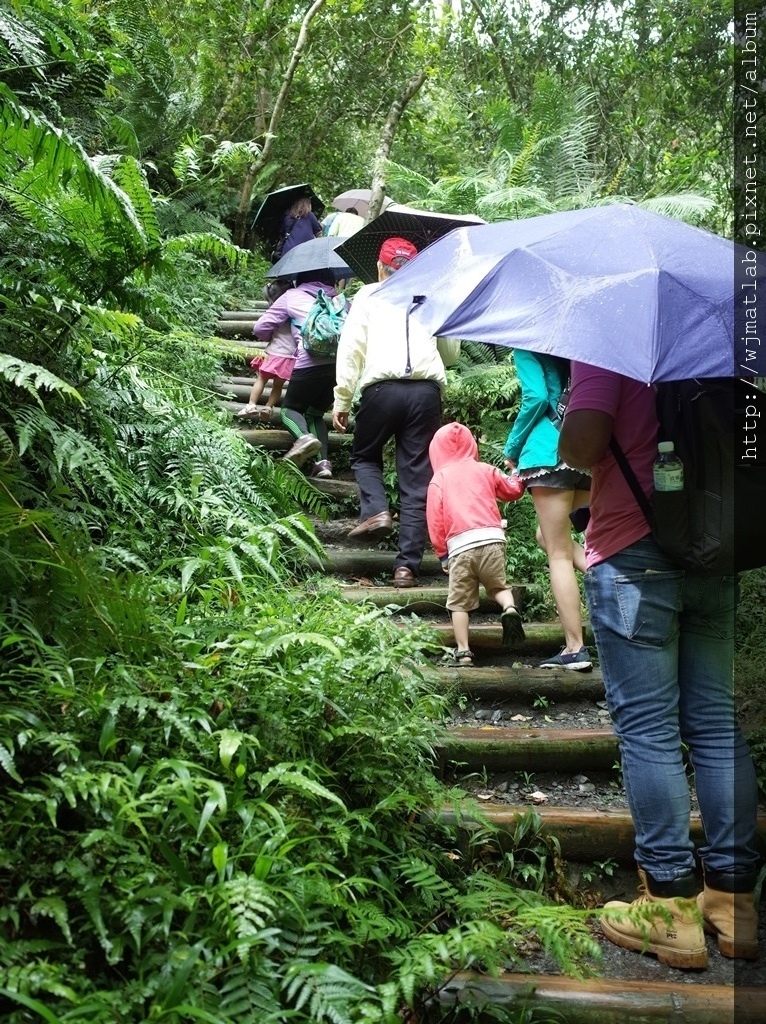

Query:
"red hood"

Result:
[[429, 422, 478, 472]]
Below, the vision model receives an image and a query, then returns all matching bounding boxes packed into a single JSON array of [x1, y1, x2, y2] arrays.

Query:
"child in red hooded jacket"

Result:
[[427, 422, 526, 667]]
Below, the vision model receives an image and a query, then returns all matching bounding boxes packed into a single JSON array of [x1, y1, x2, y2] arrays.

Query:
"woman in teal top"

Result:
[[504, 350, 591, 671]]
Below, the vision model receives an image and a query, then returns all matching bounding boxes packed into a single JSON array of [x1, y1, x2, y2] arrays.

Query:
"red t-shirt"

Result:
[[566, 363, 658, 568]]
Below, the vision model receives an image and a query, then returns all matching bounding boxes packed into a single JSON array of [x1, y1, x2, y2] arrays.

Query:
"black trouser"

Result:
[[281, 364, 336, 460], [351, 379, 442, 574]]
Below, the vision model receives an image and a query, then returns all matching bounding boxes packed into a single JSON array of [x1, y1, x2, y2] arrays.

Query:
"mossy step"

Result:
[[439, 972, 762, 1023], [440, 726, 618, 772], [435, 803, 766, 865], [339, 583, 531, 616], [218, 305, 268, 318], [427, 664, 604, 700], [215, 319, 265, 337], [425, 620, 592, 649], [313, 548, 443, 578], [237, 427, 351, 452], [310, 478, 359, 500]]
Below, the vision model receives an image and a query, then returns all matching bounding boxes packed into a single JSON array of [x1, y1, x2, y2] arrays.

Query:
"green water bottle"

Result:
[[653, 441, 684, 492]]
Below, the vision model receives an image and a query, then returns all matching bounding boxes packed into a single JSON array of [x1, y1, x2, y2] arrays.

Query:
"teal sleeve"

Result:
[[503, 350, 549, 461]]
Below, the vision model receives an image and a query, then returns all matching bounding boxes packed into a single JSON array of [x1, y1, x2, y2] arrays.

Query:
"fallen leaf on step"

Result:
[[476, 792, 494, 801], [511, 714, 531, 721], [353, 577, 375, 587], [529, 790, 548, 804]]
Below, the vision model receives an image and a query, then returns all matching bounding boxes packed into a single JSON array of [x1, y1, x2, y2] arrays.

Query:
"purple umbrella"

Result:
[[374, 203, 766, 382]]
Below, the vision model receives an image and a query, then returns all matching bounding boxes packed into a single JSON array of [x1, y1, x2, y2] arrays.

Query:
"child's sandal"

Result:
[[454, 650, 474, 667], [258, 406, 273, 422], [236, 403, 260, 418]]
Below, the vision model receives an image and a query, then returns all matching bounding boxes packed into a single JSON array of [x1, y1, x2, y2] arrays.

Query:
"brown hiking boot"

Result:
[[600, 869, 707, 969], [697, 874, 759, 960]]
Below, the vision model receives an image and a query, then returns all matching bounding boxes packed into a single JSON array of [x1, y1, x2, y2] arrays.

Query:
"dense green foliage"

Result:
[[1, 1, 762, 1021]]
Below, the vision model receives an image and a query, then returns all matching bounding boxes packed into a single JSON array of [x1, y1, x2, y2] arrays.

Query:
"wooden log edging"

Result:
[[441, 726, 619, 772], [439, 972, 763, 1023], [341, 584, 532, 616], [429, 664, 606, 701], [236, 427, 350, 451], [435, 804, 766, 863], [426, 620, 593, 650]]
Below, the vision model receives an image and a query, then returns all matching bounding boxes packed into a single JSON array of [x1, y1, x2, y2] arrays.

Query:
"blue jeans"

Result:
[[585, 536, 759, 882]]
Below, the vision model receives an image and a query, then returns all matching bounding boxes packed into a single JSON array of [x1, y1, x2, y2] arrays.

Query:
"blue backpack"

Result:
[[300, 290, 347, 359]]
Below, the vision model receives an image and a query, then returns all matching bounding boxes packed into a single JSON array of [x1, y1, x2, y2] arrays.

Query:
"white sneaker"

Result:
[[283, 434, 321, 467]]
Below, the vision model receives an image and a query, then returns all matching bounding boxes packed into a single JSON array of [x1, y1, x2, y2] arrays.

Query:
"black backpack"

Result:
[[612, 377, 766, 575]]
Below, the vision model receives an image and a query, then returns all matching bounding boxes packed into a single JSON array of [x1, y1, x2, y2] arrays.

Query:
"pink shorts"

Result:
[[249, 354, 296, 382]]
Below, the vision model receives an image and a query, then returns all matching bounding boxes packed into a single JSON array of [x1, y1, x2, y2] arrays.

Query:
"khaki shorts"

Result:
[[447, 542, 508, 613]]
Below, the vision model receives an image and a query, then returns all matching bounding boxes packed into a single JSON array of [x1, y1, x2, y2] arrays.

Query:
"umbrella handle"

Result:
[[404, 295, 426, 376]]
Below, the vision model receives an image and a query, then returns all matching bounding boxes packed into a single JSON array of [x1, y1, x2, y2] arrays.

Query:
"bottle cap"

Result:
[[658, 441, 675, 454]]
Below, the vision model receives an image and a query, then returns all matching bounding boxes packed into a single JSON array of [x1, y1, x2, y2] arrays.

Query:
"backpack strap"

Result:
[[609, 436, 655, 530]]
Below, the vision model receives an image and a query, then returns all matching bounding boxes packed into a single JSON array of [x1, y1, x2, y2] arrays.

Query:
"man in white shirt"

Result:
[[328, 207, 365, 237], [332, 237, 460, 588]]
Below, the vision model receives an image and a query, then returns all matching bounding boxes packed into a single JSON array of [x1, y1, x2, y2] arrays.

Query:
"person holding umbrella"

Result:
[[332, 237, 460, 588], [559, 363, 760, 969], [276, 197, 322, 261]]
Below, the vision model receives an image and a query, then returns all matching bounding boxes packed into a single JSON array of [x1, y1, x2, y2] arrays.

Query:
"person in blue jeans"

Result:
[[559, 360, 760, 970]]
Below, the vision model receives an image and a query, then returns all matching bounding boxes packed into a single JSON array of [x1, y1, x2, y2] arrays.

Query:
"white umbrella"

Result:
[[332, 189, 395, 218]]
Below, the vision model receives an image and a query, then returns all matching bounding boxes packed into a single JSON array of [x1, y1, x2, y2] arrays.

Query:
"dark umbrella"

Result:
[[334, 204, 485, 284], [332, 189, 396, 218], [251, 183, 323, 242], [374, 203, 766, 383], [265, 236, 352, 280]]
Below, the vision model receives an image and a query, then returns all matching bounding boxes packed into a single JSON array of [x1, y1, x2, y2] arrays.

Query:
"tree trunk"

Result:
[[366, 71, 427, 222], [233, 0, 327, 247]]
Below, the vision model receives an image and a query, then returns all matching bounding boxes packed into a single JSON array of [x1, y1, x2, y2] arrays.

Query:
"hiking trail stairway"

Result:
[[214, 307, 766, 1023]]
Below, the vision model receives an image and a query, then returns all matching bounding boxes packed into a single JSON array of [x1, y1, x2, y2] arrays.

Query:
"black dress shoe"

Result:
[[392, 567, 417, 588], [347, 511, 393, 539]]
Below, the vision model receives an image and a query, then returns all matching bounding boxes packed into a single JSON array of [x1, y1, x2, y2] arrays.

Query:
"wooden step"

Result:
[[439, 972, 763, 1023], [237, 427, 350, 452], [425, 620, 590, 649], [218, 306, 268, 319], [309, 478, 358, 500], [436, 803, 766, 863], [339, 583, 533, 617], [313, 548, 444, 578], [215, 319, 263, 337], [225, 403, 342, 433], [428, 664, 605, 700], [441, 726, 618, 772]]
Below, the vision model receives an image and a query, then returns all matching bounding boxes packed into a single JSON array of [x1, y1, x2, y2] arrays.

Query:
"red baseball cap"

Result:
[[378, 237, 418, 268]]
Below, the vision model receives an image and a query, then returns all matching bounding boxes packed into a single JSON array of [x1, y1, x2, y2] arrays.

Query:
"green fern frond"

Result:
[[260, 763, 347, 812], [284, 962, 374, 1024], [0, 355, 82, 406]]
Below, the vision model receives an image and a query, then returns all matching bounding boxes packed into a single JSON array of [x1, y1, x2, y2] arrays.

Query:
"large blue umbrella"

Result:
[[375, 203, 766, 382]]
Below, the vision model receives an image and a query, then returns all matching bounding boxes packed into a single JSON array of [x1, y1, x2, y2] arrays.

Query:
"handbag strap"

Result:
[[609, 436, 655, 530]]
